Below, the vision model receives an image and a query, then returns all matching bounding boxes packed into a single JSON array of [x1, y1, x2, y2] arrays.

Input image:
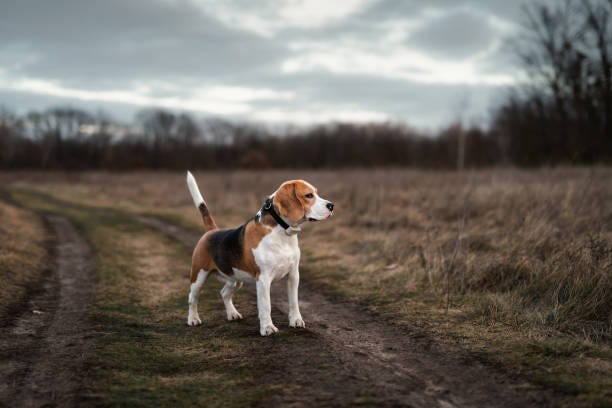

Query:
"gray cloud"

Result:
[[0, 90, 142, 121], [360, 0, 520, 23], [0, 0, 524, 127], [1, 0, 287, 88], [407, 10, 497, 59]]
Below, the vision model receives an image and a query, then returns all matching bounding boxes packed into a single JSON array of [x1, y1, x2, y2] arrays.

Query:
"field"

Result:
[[0, 167, 610, 407]]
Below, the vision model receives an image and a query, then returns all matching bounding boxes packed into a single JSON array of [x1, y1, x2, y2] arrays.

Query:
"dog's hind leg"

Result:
[[220, 280, 243, 321], [187, 269, 208, 326]]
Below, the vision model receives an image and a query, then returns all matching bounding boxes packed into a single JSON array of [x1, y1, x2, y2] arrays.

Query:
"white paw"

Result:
[[187, 315, 202, 326], [260, 323, 279, 336], [227, 310, 243, 321], [289, 316, 305, 328]]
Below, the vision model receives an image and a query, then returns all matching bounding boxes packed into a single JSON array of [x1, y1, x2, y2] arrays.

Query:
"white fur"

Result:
[[232, 268, 257, 283], [221, 281, 243, 321], [253, 225, 302, 335], [188, 226, 303, 336], [253, 226, 300, 283], [186, 171, 205, 208], [186, 181, 332, 336], [210, 271, 243, 320], [187, 269, 208, 326], [307, 194, 333, 220]]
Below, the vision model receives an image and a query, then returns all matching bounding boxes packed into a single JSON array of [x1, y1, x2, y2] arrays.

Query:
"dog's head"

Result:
[[272, 180, 334, 225]]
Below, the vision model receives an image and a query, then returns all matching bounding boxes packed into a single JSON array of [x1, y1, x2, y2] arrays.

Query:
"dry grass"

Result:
[[0, 201, 49, 317], [100, 227, 185, 307], [5, 168, 610, 340], [3, 167, 611, 403], [2, 193, 278, 406]]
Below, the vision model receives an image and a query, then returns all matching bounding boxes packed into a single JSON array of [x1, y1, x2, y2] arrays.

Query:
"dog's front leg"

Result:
[[256, 276, 278, 336], [287, 267, 305, 328]]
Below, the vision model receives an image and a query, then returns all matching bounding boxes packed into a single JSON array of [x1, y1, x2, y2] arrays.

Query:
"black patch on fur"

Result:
[[206, 224, 247, 275], [198, 203, 209, 216]]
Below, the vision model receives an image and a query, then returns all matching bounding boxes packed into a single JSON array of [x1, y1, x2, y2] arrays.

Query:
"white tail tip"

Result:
[[186, 171, 205, 207]]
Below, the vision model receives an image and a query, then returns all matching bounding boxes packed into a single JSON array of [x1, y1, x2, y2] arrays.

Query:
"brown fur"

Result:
[[274, 180, 316, 223], [190, 232, 218, 282], [190, 180, 316, 283], [198, 203, 218, 231], [189, 215, 276, 282], [235, 218, 273, 279]]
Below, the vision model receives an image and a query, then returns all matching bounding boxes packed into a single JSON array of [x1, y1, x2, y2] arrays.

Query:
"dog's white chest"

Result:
[[253, 226, 300, 281]]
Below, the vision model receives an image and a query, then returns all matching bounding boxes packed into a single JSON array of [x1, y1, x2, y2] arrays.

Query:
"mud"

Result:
[[0, 216, 96, 407], [137, 215, 557, 407]]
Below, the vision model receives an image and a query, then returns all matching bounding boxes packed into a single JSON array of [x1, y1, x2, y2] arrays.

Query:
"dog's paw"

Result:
[[260, 323, 279, 336], [289, 316, 305, 328], [227, 310, 243, 321], [187, 315, 202, 326]]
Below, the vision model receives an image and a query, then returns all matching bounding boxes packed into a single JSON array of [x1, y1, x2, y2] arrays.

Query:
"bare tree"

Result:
[[496, 0, 612, 164], [582, 0, 612, 144]]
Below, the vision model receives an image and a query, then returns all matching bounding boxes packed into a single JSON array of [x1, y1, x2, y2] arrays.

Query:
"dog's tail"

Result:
[[186, 171, 218, 232]]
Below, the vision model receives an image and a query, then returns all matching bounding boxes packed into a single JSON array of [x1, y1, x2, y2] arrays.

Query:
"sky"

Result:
[[0, 0, 524, 129]]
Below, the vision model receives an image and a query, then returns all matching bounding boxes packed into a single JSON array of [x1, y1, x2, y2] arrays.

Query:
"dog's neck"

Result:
[[255, 204, 302, 236]]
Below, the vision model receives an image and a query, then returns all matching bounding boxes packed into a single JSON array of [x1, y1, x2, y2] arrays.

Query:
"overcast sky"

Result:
[[0, 0, 524, 129]]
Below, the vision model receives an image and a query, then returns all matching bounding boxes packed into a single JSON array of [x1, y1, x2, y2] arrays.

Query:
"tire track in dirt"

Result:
[[137, 215, 557, 408], [0, 216, 96, 407]]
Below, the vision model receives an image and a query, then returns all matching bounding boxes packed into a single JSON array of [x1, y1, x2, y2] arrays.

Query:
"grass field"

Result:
[[1, 167, 610, 406], [0, 200, 49, 317], [3, 190, 279, 405]]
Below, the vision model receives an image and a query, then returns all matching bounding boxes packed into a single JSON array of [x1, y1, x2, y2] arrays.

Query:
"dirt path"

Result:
[[0, 216, 96, 407], [137, 216, 557, 407]]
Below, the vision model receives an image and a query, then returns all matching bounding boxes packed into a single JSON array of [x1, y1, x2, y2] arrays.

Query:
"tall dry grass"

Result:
[[0, 201, 49, 317], [3, 167, 611, 341], [316, 168, 611, 341]]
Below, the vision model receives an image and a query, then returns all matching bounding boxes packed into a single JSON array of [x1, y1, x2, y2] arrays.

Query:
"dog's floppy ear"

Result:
[[274, 181, 304, 222]]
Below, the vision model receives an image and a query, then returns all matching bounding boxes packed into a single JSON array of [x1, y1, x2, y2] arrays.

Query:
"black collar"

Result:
[[259, 198, 290, 230]]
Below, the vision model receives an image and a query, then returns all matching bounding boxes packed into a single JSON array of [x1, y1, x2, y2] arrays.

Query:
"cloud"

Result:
[[280, 41, 513, 85], [0, 0, 524, 128], [406, 9, 499, 59], [0, 73, 294, 116], [192, 0, 375, 36], [227, 72, 506, 128], [0, 0, 288, 87]]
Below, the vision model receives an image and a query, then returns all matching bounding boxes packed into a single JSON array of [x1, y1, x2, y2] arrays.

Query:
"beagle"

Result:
[[185, 171, 334, 336]]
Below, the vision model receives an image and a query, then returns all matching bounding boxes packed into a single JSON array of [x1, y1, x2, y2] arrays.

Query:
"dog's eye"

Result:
[[305, 193, 314, 199]]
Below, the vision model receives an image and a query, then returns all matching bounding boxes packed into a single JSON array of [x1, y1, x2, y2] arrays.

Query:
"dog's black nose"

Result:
[[326, 202, 334, 211]]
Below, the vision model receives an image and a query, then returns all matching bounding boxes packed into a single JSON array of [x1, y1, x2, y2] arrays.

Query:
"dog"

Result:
[[185, 171, 334, 336]]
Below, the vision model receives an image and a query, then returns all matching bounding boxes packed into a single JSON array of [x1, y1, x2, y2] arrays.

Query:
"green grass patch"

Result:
[[8, 188, 274, 407]]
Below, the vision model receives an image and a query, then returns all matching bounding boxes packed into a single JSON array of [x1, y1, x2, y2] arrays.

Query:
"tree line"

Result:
[[0, 107, 499, 170], [0, 0, 610, 170]]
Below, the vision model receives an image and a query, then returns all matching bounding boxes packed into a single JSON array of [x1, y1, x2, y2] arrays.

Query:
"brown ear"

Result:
[[273, 181, 304, 222]]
